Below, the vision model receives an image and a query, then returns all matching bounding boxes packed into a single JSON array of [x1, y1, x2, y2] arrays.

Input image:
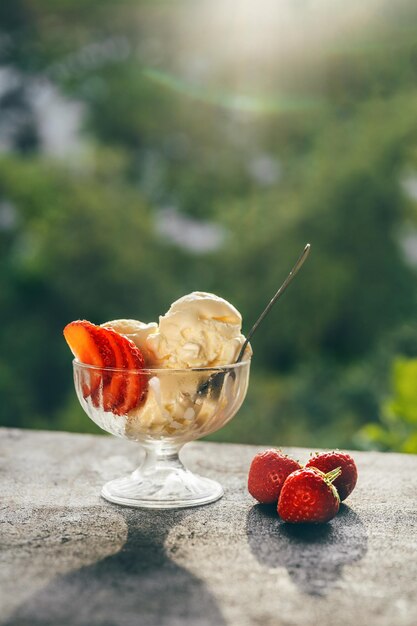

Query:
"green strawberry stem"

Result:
[[324, 466, 342, 484]]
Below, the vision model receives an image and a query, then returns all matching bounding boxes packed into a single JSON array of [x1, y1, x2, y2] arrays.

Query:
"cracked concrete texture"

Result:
[[1, 427, 417, 626]]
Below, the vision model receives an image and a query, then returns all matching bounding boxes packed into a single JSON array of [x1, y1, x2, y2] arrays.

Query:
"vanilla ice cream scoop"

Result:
[[146, 291, 248, 368]]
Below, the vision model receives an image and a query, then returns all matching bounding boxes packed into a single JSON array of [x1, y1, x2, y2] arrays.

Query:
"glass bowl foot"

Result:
[[101, 469, 223, 509]]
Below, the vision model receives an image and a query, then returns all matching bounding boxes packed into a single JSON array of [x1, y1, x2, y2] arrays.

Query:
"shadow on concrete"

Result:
[[246, 503, 368, 597], [4, 507, 226, 626]]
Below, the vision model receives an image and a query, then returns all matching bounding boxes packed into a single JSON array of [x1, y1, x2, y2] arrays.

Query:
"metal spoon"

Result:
[[196, 243, 311, 399]]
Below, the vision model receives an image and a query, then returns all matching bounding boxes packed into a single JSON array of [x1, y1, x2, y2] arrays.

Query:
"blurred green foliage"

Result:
[[1, 0, 417, 451], [359, 357, 417, 453]]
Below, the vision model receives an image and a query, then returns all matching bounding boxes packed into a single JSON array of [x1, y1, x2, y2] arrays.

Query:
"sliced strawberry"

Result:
[[63, 321, 116, 397], [64, 319, 147, 413], [63, 320, 112, 367], [115, 336, 147, 415], [101, 327, 128, 411]]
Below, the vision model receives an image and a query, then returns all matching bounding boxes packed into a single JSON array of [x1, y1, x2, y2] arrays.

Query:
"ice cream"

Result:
[[99, 292, 250, 440], [125, 372, 222, 438], [146, 291, 247, 368]]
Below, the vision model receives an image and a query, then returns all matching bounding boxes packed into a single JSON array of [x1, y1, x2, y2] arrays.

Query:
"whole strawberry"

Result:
[[278, 467, 341, 523], [305, 451, 357, 501], [248, 449, 301, 504]]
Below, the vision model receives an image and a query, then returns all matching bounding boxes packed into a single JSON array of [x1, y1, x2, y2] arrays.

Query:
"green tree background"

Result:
[[1, 0, 417, 451]]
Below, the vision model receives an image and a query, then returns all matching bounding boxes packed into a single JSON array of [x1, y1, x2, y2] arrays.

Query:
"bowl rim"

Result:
[[72, 358, 251, 375]]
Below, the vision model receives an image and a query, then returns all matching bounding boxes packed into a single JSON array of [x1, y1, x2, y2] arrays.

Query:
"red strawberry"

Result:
[[99, 327, 128, 412], [63, 320, 116, 397], [114, 335, 147, 415], [248, 449, 301, 504], [63, 320, 116, 369], [305, 451, 358, 501], [63, 320, 147, 414], [278, 467, 341, 523]]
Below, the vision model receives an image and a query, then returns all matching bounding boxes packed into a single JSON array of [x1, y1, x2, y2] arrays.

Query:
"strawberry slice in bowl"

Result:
[[63, 320, 117, 398], [63, 320, 147, 413], [98, 327, 128, 412], [112, 333, 147, 415]]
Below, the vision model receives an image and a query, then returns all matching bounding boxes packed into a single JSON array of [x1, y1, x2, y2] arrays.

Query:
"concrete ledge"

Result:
[[1, 428, 416, 626]]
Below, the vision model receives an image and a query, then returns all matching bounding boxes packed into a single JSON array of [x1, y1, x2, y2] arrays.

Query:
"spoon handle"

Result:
[[235, 243, 311, 363]]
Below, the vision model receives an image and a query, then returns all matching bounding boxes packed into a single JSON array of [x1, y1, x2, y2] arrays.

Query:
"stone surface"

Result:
[[1, 427, 417, 626]]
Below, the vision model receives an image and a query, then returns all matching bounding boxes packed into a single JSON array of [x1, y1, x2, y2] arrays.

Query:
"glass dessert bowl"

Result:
[[73, 359, 250, 508]]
